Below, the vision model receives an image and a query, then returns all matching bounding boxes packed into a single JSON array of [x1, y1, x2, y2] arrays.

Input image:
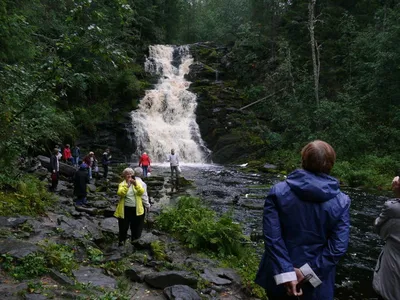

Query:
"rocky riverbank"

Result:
[[0, 159, 261, 300]]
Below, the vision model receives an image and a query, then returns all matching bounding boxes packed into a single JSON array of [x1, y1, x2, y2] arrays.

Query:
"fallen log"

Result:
[[37, 155, 76, 177]]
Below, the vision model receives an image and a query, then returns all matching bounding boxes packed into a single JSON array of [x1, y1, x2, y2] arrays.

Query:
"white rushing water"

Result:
[[131, 45, 210, 163]]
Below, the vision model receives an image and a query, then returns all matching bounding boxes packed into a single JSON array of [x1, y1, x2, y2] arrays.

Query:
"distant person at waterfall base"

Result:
[[372, 176, 400, 300], [73, 163, 89, 206], [83, 152, 96, 180], [139, 152, 151, 178], [102, 148, 112, 179], [71, 145, 80, 168], [114, 168, 147, 247], [63, 144, 72, 164], [167, 149, 180, 187], [255, 140, 351, 300], [50, 148, 60, 192]]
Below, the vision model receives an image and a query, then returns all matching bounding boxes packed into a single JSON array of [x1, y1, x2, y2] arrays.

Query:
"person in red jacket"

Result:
[[139, 152, 151, 178], [63, 144, 72, 164]]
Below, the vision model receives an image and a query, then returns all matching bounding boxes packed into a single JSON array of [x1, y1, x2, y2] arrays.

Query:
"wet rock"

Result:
[[37, 155, 76, 177], [0, 216, 28, 227], [164, 285, 201, 300], [144, 271, 198, 289], [133, 232, 159, 249], [200, 268, 231, 285], [103, 206, 117, 218], [263, 163, 277, 169], [73, 266, 117, 288], [125, 268, 143, 282], [0, 238, 41, 259], [58, 216, 103, 241], [99, 218, 119, 234], [0, 282, 28, 299], [25, 294, 48, 300], [87, 184, 97, 193], [48, 269, 75, 286], [238, 198, 264, 210], [90, 201, 109, 208], [74, 205, 99, 216], [212, 268, 241, 285]]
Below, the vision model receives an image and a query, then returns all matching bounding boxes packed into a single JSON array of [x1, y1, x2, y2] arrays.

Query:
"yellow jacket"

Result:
[[114, 180, 145, 219]]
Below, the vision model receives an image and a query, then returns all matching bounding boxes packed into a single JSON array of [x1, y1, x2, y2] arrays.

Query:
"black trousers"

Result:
[[103, 164, 108, 178], [118, 206, 145, 243]]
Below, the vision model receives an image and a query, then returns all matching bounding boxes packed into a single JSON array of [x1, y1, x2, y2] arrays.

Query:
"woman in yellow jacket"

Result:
[[114, 168, 147, 246]]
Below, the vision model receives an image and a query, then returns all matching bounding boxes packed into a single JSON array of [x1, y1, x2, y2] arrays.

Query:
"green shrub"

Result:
[[0, 175, 55, 216], [150, 241, 168, 261], [0, 253, 48, 280], [41, 242, 77, 275], [87, 246, 104, 263], [156, 196, 245, 257]]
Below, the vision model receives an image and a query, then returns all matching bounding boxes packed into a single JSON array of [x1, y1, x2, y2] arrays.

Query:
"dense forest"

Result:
[[1, 0, 400, 188]]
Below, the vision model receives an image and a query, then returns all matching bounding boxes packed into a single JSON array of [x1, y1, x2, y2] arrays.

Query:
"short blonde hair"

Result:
[[122, 168, 134, 177]]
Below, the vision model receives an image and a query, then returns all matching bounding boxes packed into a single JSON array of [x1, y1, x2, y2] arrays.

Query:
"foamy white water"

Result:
[[131, 45, 210, 163]]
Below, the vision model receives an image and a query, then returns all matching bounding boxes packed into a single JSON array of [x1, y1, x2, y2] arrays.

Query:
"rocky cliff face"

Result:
[[186, 42, 253, 164]]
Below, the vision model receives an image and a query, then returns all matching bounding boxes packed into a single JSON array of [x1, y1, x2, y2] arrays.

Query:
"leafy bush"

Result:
[[156, 196, 245, 257], [87, 246, 104, 263], [41, 242, 77, 275], [0, 175, 55, 216], [150, 241, 168, 261], [0, 253, 48, 280]]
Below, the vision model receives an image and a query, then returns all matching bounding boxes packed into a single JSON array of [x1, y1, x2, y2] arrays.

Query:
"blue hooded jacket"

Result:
[[255, 169, 350, 299]]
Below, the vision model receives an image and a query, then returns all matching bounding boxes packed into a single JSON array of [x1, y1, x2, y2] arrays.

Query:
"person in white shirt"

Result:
[[167, 149, 180, 188]]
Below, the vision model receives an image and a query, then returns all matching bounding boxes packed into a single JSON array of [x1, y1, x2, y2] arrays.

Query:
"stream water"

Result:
[[133, 44, 384, 299], [150, 163, 385, 300]]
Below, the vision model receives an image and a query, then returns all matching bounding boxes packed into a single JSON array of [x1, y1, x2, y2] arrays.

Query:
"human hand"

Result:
[[295, 268, 304, 282], [284, 280, 302, 297], [145, 206, 150, 214]]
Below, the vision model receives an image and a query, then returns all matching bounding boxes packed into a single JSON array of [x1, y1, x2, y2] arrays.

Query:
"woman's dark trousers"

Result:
[[118, 206, 145, 244]]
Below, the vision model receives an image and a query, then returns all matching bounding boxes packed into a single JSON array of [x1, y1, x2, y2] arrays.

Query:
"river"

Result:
[[150, 163, 386, 300]]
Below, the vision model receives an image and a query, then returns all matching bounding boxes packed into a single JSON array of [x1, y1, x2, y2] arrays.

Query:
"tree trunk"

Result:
[[308, 0, 320, 107]]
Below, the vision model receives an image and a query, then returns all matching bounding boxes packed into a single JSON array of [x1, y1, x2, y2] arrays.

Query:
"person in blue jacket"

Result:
[[255, 140, 351, 300]]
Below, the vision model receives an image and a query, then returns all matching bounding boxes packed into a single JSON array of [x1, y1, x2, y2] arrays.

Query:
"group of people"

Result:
[[255, 140, 399, 300], [49, 145, 112, 192], [114, 148, 182, 246], [138, 148, 181, 187]]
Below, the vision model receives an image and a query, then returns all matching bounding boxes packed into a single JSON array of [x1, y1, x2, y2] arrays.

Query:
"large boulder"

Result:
[[57, 216, 103, 241], [0, 216, 28, 228], [0, 238, 41, 259], [144, 271, 198, 289], [37, 155, 76, 177], [73, 266, 117, 288], [164, 285, 201, 300]]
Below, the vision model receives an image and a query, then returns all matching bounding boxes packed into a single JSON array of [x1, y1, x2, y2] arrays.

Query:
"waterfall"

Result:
[[131, 45, 210, 163]]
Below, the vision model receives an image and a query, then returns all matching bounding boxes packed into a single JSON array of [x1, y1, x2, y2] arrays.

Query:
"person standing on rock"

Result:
[[167, 149, 180, 189], [139, 152, 151, 178], [114, 168, 146, 246], [50, 148, 60, 192], [73, 163, 89, 206], [255, 140, 351, 300], [83, 151, 96, 180], [63, 144, 72, 164], [72, 144, 81, 168], [372, 176, 400, 300], [102, 148, 112, 179]]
